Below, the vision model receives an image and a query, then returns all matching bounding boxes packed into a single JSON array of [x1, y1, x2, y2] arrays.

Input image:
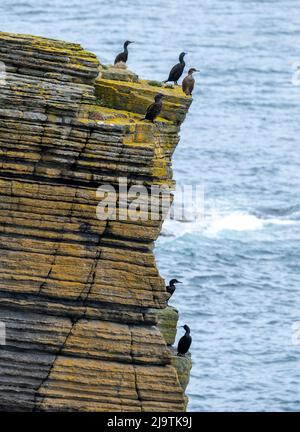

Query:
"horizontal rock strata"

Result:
[[0, 31, 192, 411]]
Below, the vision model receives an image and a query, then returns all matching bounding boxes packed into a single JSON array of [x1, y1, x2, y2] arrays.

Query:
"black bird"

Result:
[[114, 40, 134, 65], [177, 325, 192, 356], [166, 278, 182, 297], [182, 68, 199, 96], [143, 93, 164, 122], [164, 52, 187, 85]]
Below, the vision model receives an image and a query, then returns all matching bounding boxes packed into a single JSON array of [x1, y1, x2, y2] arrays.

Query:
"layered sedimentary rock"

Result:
[[0, 32, 192, 411]]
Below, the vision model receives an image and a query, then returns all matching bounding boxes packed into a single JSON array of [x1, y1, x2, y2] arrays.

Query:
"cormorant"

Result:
[[182, 68, 199, 96], [143, 93, 164, 122], [166, 279, 182, 297], [114, 40, 134, 65], [164, 52, 187, 85], [177, 325, 192, 356]]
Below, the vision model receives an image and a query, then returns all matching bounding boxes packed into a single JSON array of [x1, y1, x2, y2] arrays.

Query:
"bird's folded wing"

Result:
[[146, 103, 155, 115], [114, 53, 123, 64], [169, 63, 180, 77]]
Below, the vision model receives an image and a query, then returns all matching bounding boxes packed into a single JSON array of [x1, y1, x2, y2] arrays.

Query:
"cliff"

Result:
[[0, 32, 192, 411]]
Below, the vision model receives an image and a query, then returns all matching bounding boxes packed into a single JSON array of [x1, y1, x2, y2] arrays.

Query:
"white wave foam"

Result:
[[265, 218, 295, 226], [206, 213, 264, 235], [161, 211, 297, 239]]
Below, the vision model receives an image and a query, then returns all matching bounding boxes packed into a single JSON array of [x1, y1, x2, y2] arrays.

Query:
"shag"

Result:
[[182, 68, 199, 96], [144, 93, 164, 122], [114, 40, 134, 65], [166, 279, 182, 297], [177, 325, 192, 356], [164, 52, 187, 85]]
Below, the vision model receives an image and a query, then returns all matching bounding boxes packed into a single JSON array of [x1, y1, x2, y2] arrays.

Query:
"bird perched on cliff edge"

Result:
[[182, 68, 199, 96], [114, 40, 134, 65], [164, 52, 187, 85], [143, 93, 165, 122], [166, 279, 182, 297], [177, 325, 192, 356]]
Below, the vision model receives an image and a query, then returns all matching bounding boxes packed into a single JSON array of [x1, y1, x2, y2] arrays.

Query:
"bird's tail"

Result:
[[163, 79, 169, 84]]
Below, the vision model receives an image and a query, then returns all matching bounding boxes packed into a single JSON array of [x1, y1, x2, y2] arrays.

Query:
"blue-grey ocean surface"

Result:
[[0, 0, 299, 412]]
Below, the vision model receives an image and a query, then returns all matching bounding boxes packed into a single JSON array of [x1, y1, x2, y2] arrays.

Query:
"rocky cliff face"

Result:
[[0, 32, 192, 411]]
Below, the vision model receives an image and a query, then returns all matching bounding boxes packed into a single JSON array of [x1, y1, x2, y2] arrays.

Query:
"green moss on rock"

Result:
[[171, 349, 192, 391], [156, 306, 179, 345]]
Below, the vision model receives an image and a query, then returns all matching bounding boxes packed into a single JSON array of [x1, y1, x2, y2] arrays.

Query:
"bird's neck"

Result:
[[185, 329, 190, 335], [124, 46, 128, 53]]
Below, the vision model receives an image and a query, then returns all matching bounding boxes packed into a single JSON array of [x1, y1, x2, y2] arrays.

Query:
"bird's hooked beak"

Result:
[[129, 41, 135, 44], [177, 281, 182, 283]]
